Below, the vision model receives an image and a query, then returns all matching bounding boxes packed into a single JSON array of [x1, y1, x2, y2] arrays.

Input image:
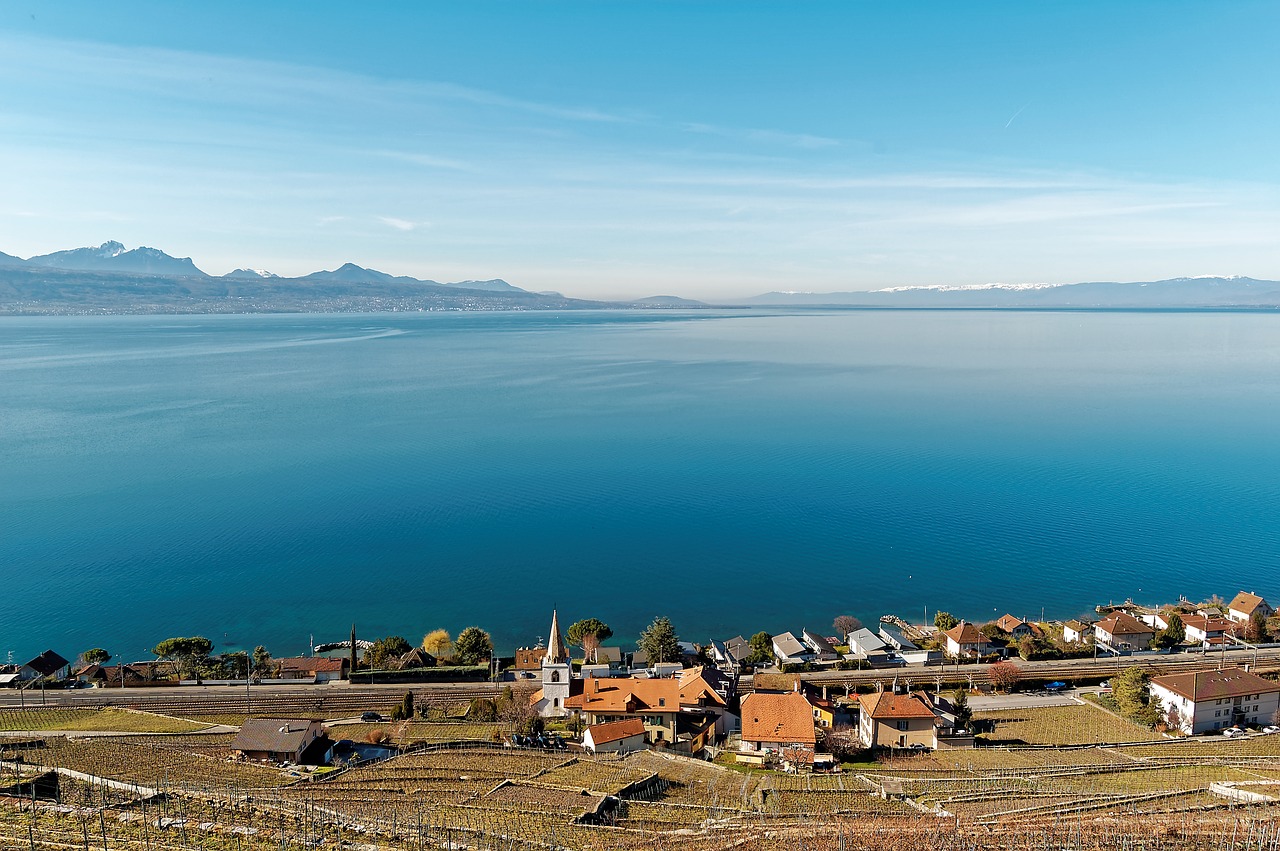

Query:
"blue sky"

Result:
[[2, 2, 1278, 299]]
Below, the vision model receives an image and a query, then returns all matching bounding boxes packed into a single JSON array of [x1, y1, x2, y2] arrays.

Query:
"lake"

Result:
[[2, 308, 1278, 662]]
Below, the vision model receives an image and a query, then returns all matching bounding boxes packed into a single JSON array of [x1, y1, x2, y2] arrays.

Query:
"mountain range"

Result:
[[740, 277, 1280, 309], [2, 241, 1278, 314], [0, 241, 625, 314]]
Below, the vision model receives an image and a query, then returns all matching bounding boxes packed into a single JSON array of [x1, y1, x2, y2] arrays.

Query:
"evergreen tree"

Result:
[[638, 616, 681, 664], [454, 627, 493, 665]]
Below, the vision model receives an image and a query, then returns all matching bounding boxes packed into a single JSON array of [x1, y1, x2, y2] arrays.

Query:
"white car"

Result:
[[1222, 727, 1246, 738], [1262, 726, 1280, 735]]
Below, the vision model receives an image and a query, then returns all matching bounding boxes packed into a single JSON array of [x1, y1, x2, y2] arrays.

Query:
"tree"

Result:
[[366, 636, 412, 670], [152, 637, 214, 679], [251, 645, 272, 676], [822, 725, 864, 761], [1164, 703, 1184, 734], [1017, 635, 1038, 660], [934, 612, 959, 632], [951, 688, 973, 731], [746, 632, 774, 664], [1153, 613, 1185, 649], [988, 660, 1021, 692], [638, 616, 681, 664], [454, 627, 493, 665], [832, 615, 862, 639], [221, 651, 249, 679], [421, 629, 453, 660], [566, 618, 614, 660], [81, 648, 109, 666], [1245, 609, 1269, 643], [395, 691, 414, 721], [467, 697, 499, 722], [1111, 665, 1152, 711]]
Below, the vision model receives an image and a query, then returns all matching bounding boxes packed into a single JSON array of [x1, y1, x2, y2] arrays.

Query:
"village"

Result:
[[3, 592, 1280, 849], [4, 590, 1280, 767]]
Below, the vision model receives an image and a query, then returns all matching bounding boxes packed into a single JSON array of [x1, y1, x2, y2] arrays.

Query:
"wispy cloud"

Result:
[[681, 122, 839, 149], [373, 150, 473, 172], [377, 216, 425, 232]]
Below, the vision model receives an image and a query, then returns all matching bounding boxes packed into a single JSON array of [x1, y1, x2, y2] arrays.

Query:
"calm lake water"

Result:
[[2, 309, 1279, 661]]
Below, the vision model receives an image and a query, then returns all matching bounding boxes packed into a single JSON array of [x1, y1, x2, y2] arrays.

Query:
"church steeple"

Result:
[[545, 609, 568, 665]]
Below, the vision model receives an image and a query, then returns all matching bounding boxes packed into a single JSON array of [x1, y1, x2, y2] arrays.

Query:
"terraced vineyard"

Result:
[[6, 713, 1280, 850]]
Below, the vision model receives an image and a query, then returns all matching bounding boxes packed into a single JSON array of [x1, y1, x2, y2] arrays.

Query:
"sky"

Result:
[[1, 1, 1279, 300]]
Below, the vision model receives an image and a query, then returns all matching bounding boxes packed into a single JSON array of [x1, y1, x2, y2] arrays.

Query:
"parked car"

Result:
[[360, 711, 383, 722], [1262, 726, 1280, 735], [1222, 727, 1246, 738]]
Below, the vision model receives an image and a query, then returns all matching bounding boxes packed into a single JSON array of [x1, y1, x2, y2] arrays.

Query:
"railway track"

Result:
[[740, 650, 1280, 693]]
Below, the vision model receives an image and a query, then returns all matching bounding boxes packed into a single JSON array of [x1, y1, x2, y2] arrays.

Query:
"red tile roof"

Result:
[[859, 690, 938, 720], [944, 623, 984, 645], [1178, 615, 1236, 634], [1097, 612, 1153, 636], [1229, 592, 1269, 616], [678, 667, 727, 708], [585, 718, 646, 746], [994, 615, 1026, 633], [740, 691, 817, 745], [565, 677, 679, 714], [1152, 668, 1280, 702]]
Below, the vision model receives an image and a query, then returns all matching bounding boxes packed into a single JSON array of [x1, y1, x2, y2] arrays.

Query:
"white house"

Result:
[[1094, 612, 1155, 651], [1149, 668, 1280, 735], [1062, 620, 1090, 644], [772, 632, 815, 666], [993, 614, 1033, 638], [801, 629, 839, 662], [942, 622, 987, 658], [582, 718, 646, 754], [846, 627, 892, 664], [1228, 592, 1273, 625], [1180, 615, 1237, 646]]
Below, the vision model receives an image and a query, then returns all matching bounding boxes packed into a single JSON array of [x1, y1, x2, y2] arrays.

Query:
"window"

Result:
[[658, 698, 666, 707], [550, 670, 560, 682], [896, 721, 909, 731]]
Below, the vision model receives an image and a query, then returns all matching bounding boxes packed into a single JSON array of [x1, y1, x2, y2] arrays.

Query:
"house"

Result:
[[1062, 620, 1091, 644], [232, 718, 330, 764], [1094, 612, 1155, 651], [74, 664, 149, 688], [805, 691, 838, 729], [1149, 668, 1280, 735], [565, 676, 681, 745], [582, 718, 646, 754], [771, 632, 815, 666], [274, 657, 349, 682], [392, 648, 436, 671], [514, 648, 544, 671], [942, 623, 987, 658], [19, 651, 70, 682], [878, 624, 942, 666], [1180, 615, 1237, 646], [708, 638, 741, 672], [994, 615, 1033, 638], [738, 690, 817, 762], [678, 666, 729, 735], [1228, 592, 1273, 625], [723, 636, 750, 665], [591, 646, 623, 665], [846, 628, 893, 665], [801, 629, 839, 662], [858, 690, 939, 749]]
